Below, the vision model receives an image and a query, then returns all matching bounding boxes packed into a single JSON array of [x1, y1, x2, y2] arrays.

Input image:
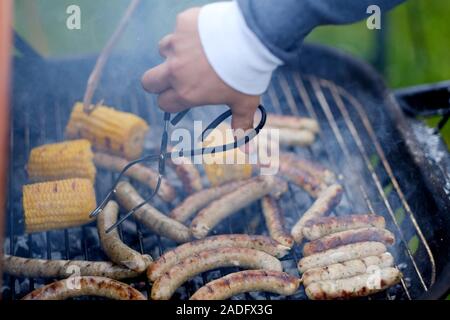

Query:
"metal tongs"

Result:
[[89, 105, 267, 233]]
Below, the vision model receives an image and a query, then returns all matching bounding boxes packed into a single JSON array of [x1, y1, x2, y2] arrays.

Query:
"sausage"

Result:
[[168, 150, 202, 194], [115, 181, 191, 243], [261, 196, 294, 248], [22, 276, 146, 300], [169, 179, 249, 223], [190, 270, 300, 300], [280, 152, 336, 185], [93, 152, 175, 202], [147, 235, 290, 282], [2, 255, 143, 280], [97, 200, 152, 272], [266, 114, 320, 133], [298, 241, 387, 273], [278, 160, 326, 198], [302, 214, 386, 241], [302, 252, 394, 286], [151, 247, 282, 300], [278, 128, 315, 147], [303, 227, 395, 256], [291, 184, 343, 243], [305, 267, 402, 300], [191, 175, 288, 239]]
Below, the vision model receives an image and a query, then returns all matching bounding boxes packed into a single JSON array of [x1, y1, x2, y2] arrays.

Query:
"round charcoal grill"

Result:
[[2, 37, 450, 300]]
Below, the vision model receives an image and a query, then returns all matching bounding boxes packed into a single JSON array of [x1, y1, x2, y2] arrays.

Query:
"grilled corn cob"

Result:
[[202, 124, 252, 186], [23, 178, 97, 233], [27, 139, 96, 182], [65, 102, 149, 160]]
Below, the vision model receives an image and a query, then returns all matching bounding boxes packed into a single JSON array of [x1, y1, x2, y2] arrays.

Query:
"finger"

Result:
[[141, 63, 171, 93], [230, 101, 259, 131], [157, 89, 191, 113], [158, 34, 174, 57]]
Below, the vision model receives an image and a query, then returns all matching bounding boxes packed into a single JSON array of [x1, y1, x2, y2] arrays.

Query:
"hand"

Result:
[[141, 8, 260, 130]]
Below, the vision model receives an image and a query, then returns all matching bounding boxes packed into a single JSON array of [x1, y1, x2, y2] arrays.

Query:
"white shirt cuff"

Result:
[[198, 1, 283, 95]]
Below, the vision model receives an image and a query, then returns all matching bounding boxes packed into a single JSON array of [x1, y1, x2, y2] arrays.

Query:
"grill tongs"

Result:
[[89, 105, 267, 233]]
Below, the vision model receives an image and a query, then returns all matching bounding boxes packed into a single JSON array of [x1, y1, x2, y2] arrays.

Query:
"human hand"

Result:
[[141, 8, 260, 130]]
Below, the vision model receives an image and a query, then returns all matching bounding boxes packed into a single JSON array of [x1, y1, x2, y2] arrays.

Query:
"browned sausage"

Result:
[[167, 150, 202, 194], [298, 241, 387, 273], [280, 152, 336, 185], [302, 252, 394, 286], [147, 235, 290, 282], [266, 114, 320, 133], [169, 179, 249, 223], [97, 200, 152, 272], [191, 175, 288, 239], [302, 214, 386, 241], [278, 128, 315, 147], [93, 152, 175, 202], [22, 276, 146, 300], [115, 181, 191, 243], [303, 227, 395, 256], [305, 267, 402, 300], [2, 255, 143, 280], [278, 160, 326, 198], [151, 247, 282, 300], [190, 270, 300, 300], [291, 184, 343, 243], [261, 196, 294, 248]]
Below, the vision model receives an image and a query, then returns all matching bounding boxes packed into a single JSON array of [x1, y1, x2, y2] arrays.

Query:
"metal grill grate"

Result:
[[2, 69, 435, 300]]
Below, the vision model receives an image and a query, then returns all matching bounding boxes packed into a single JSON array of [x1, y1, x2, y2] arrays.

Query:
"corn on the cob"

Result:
[[202, 124, 252, 186], [23, 178, 97, 233], [26, 139, 96, 183], [65, 102, 149, 160]]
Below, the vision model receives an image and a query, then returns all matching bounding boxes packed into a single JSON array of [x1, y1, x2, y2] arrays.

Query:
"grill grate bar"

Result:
[[304, 77, 420, 297], [335, 85, 436, 286], [306, 75, 416, 295], [287, 72, 414, 299], [315, 79, 428, 289]]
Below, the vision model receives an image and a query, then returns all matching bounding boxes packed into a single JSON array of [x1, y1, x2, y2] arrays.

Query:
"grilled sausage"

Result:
[[298, 241, 387, 273], [169, 179, 249, 223], [93, 152, 175, 202], [2, 255, 142, 280], [147, 235, 290, 282], [291, 184, 343, 243], [302, 214, 386, 241], [168, 151, 202, 194], [22, 276, 146, 300], [305, 267, 402, 300], [190, 270, 300, 300], [191, 175, 288, 239], [278, 161, 326, 198], [280, 152, 336, 185], [151, 247, 282, 300], [97, 200, 152, 272], [303, 227, 395, 256], [302, 252, 394, 286], [266, 114, 320, 133], [261, 196, 294, 248], [115, 182, 191, 243], [278, 128, 315, 147]]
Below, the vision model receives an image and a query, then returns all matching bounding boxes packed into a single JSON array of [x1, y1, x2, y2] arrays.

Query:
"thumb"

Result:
[[229, 96, 260, 154], [229, 96, 260, 131]]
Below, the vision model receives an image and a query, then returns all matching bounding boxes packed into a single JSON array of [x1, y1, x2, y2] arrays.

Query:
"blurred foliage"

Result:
[[14, 0, 450, 87]]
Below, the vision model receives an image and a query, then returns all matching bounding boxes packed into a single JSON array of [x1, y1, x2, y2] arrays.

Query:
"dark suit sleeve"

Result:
[[237, 0, 405, 64]]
